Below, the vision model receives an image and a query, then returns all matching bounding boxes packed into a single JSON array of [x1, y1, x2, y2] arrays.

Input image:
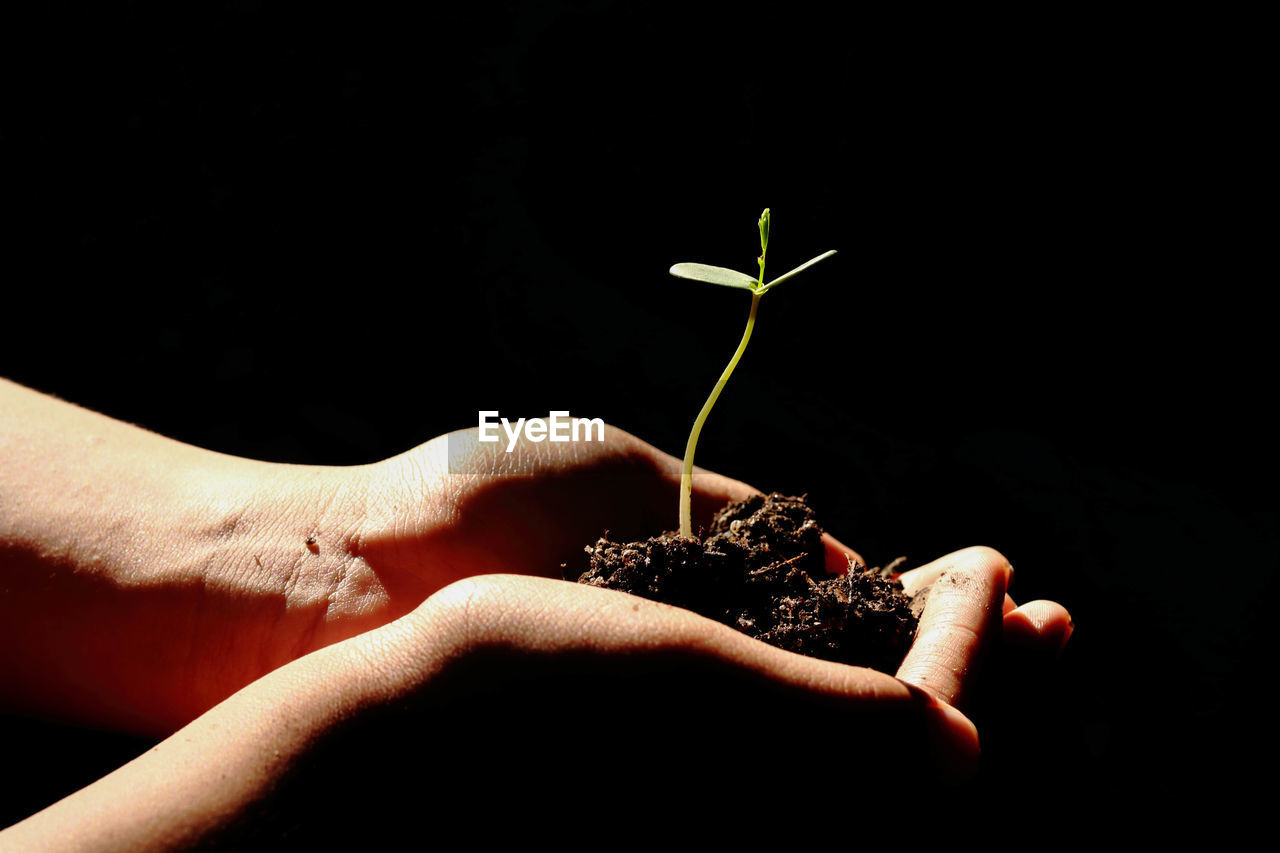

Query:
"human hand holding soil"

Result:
[[6, 561, 1025, 847], [363, 424, 1072, 671], [1, 379, 1072, 845]]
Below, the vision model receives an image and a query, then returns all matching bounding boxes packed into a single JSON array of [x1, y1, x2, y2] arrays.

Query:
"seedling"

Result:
[[671, 208, 836, 537]]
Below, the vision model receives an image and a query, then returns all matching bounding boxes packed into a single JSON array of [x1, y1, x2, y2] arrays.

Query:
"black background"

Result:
[[1, 0, 1272, 833]]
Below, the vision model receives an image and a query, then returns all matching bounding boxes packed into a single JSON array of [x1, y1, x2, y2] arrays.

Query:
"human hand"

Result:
[[4, 558, 1019, 847], [4, 411, 1076, 845], [0, 376, 1070, 738], [347, 425, 1073, 736], [348, 425, 1073, 669]]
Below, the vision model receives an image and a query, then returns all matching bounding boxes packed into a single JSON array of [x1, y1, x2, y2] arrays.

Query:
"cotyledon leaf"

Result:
[[669, 262, 760, 291], [759, 250, 837, 293]]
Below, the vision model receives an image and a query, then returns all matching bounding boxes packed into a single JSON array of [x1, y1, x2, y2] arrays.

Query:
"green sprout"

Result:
[[671, 208, 837, 538]]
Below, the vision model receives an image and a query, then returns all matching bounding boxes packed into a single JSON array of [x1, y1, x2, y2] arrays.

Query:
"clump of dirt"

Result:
[[570, 492, 920, 674]]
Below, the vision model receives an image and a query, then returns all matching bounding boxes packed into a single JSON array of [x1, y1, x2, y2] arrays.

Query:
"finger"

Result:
[[822, 532, 865, 574], [920, 701, 980, 782], [686, 463, 761, 530], [897, 556, 1012, 595], [902, 558, 1066, 643], [896, 561, 944, 596], [578, 427, 758, 514], [385, 427, 760, 577], [902, 564, 1017, 613], [496, 424, 762, 534], [895, 546, 1013, 710], [1003, 599, 1074, 654]]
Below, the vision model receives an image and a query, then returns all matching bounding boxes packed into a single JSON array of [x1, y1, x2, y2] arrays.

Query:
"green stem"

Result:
[[679, 291, 762, 537]]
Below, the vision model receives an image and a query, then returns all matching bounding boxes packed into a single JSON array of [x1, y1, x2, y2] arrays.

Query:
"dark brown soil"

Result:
[[570, 492, 920, 674]]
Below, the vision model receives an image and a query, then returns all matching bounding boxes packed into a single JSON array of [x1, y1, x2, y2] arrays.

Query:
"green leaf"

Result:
[[759, 250, 837, 293], [669, 263, 760, 291]]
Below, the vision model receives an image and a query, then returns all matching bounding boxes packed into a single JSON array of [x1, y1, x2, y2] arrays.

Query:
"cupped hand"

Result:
[[345, 424, 1073, 727], [6, 559, 1010, 847], [350, 424, 1072, 669], [5, 429, 1075, 845]]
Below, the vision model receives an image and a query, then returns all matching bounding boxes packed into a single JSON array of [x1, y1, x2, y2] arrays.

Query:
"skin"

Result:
[[0, 378, 1072, 847]]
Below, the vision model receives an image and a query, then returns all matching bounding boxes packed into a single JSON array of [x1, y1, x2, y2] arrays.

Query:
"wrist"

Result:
[[0, 448, 378, 734], [0, 380, 418, 733], [180, 461, 388, 714]]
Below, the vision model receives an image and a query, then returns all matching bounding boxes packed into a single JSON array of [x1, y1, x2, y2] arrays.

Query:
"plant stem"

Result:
[[679, 291, 762, 538]]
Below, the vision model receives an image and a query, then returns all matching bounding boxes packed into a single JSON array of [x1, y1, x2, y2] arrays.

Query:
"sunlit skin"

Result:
[[0, 378, 1071, 847]]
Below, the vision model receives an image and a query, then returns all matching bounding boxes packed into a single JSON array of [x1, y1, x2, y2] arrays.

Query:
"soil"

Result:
[[569, 492, 921, 674]]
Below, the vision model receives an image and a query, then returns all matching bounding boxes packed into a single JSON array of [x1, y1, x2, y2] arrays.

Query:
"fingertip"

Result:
[[925, 701, 981, 781], [896, 545, 1013, 597], [895, 564, 927, 592], [1004, 599, 1074, 654], [821, 533, 864, 575]]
